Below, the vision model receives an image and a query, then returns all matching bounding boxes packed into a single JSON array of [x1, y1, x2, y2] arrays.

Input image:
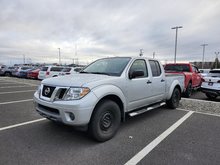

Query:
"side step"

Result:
[[128, 102, 166, 117]]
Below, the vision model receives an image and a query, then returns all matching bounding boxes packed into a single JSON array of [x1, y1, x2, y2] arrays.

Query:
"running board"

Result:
[[128, 102, 166, 117]]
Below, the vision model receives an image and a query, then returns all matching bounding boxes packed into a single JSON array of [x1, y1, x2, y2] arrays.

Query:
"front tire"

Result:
[[89, 100, 121, 142], [166, 87, 181, 109]]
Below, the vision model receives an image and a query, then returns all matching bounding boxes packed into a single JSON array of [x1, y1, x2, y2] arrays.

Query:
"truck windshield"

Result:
[[81, 57, 131, 76], [165, 64, 190, 72]]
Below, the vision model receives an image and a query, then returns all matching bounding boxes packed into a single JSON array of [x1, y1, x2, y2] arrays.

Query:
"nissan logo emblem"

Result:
[[44, 87, 51, 96]]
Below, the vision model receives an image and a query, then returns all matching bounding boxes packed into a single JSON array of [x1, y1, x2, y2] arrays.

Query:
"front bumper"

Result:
[[33, 91, 98, 126]]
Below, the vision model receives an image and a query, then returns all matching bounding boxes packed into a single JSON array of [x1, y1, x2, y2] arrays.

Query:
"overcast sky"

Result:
[[0, 0, 220, 65]]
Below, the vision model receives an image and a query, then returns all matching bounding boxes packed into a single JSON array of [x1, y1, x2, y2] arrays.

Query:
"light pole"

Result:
[[139, 49, 144, 56], [201, 44, 208, 69], [23, 54, 25, 64], [215, 52, 219, 68], [58, 48, 61, 65], [171, 26, 183, 63], [153, 52, 155, 59]]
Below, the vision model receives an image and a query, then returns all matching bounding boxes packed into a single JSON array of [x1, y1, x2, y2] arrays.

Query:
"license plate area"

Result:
[[208, 82, 213, 86]]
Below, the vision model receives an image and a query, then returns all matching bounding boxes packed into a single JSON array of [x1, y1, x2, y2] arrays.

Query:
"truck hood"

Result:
[[42, 74, 112, 87]]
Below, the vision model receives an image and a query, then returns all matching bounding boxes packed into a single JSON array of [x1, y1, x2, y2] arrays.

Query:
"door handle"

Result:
[[161, 79, 165, 82], [146, 80, 152, 84]]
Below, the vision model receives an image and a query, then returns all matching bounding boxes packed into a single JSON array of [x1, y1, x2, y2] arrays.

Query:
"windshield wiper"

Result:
[[90, 72, 110, 76], [80, 71, 90, 74], [80, 71, 110, 75]]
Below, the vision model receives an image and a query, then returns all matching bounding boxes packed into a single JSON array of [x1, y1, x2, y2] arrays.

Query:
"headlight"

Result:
[[64, 87, 90, 100]]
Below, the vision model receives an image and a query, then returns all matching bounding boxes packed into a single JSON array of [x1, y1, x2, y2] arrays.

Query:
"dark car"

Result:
[[0, 65, 7, 76], [0, 65, 16, 76]]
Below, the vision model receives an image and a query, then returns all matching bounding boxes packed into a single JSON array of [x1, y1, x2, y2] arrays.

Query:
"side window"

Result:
[[149, 60, 162, 77], [129, 59, 148, 78], [192, 66, 198, 73], [50, 67, 63, 72]]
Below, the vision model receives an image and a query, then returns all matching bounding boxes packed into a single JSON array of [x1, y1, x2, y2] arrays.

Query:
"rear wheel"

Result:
[[184, 82, 192, 98], [205, 93, 217, 99], [89, 100, 121, 142], [166, 87, 181, 109]]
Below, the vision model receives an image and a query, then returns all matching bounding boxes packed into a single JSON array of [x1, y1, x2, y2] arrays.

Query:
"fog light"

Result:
[[69, 112, 75, 120]]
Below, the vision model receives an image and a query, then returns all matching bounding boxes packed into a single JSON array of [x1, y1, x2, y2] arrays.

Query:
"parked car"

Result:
[[0, 66, 16, 76], [59, 67, 80, 76], [0, 65, 7, 76], [27, 68, 41, 79], [18, 68, 36, 78], [34, 57, 184, 142], [199, 69, 211, 77], [17, 67, 33, 78], [38, 66, 64, 80], [201, 69, 220, 99], [164, 63, 202, 97]]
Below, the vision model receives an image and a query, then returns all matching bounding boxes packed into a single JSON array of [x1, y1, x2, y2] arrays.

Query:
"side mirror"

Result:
[[129, 70, 144, 79]]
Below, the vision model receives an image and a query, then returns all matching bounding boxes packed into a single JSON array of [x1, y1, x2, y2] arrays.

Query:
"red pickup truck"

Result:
[[164, 63, 202, 97]]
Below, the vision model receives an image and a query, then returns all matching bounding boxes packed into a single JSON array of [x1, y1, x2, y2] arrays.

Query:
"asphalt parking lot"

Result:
[[0, 77, 220, 165]]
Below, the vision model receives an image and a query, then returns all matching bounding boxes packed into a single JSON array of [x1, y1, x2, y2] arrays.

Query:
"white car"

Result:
[[38, 66, 64, 80], [59, 67, 78, 76], [199, 69, 211, 77], [201, 69, 220, 99]]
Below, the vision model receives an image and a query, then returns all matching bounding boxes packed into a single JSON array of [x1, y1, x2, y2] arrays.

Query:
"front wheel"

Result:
[[89, 100, 121, 142], [166, 87, 181, 109]]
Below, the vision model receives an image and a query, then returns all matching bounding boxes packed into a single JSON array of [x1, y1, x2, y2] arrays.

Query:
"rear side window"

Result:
[[192, 66, 199, 73], [149, 60, 161, 77], [50, 67, 63, 72], [21, 67, 31, 70], [41, 67, 48, 71], [8, 67, 15, 69], [165, 64, 190, 72], [62, 68, 71, 72]]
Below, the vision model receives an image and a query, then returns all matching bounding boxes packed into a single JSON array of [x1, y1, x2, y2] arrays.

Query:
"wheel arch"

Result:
[[91, 94, 125, 122], [167, 80, 183, 100]]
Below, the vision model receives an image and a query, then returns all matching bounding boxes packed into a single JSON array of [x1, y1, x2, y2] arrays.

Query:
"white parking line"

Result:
[[125, 111, 194, 165], [0, 79, 38, 86], [177, 108, 220, 118], [0, 85, 30, 88], [0, 99, 33, 105], [0, 90, 36, 95], [0, 118, 46, 132], [0, 82, 17, 85]]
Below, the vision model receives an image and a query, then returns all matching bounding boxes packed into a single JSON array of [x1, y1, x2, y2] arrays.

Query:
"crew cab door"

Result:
[[148, 60, 166, 101], [192, 66, 202, 87], [126, 59, 153, 110]]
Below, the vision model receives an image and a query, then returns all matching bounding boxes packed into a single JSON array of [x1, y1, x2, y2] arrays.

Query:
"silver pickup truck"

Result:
[[34, 57, 184, 141]]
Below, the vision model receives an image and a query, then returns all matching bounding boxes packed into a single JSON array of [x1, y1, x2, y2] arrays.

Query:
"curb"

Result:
[[180, 98, 220, 115]]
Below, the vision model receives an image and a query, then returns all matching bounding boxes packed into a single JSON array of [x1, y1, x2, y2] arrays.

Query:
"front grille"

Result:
[[42, 85, 55, 98], [38, 104, 60, 115]]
